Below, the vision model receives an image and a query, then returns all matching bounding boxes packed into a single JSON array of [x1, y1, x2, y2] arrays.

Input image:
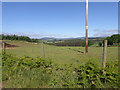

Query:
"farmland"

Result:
[[2, 1, 119, 88], [4, 40, 118, 65], [2, 40, 119, 88]]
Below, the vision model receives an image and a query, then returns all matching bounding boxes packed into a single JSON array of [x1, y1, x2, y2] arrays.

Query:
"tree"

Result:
[[99, 42, 103, 47], [1, 34, 39, 43], [105, 34, 120, 46]]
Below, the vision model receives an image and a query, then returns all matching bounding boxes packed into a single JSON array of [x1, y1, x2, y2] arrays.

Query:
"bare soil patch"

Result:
[[0, 41, 19, 48]]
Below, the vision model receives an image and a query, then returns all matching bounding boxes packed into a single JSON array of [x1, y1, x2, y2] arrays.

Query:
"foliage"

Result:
[[105, 34, 120, 46], [75, 62, 119, 88], [2, 53, 119, 88], [2, 53, 53, 88], [98, 42, 103, 47], [1, 34, 39, 43]]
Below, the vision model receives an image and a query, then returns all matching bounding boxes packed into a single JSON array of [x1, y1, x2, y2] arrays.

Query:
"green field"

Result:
[[2, 40, 119, 88], [5, 40, 118, 66]]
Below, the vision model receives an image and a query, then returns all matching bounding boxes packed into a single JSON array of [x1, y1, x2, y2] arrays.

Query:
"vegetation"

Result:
[[2, 53, 119, 88], [1, 34, 119, 88], [98, 34, 120, 47], [1, 34, 39, 43], [4, 40, 118, 65], [1, 34, 120, 46], [105, 34, 120, 46], [98, 42, 103, 47], [46, 39, 101, 47]]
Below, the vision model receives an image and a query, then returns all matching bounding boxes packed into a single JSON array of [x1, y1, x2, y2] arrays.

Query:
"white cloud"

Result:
[[3, 32, 72, 38], [93, 29, 118, 37]]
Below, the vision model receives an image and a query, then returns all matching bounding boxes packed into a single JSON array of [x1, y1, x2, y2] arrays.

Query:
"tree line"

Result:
[[46, 39, 96, 47], [1, 34, 119, 46], [99, 34, 120, 47], [0, 34, 39, 43], [106, 34, 120, 46], [47, 34, 120, 47]]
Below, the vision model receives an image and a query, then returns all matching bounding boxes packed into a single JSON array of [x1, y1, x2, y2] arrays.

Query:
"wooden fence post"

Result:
[[41, 42, 45, 58], [2, 42, 6, 54], [102, 40, 107, 68]]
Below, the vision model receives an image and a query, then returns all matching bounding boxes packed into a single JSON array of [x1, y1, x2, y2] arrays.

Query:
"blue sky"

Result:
[[2, 2, 118, 38]]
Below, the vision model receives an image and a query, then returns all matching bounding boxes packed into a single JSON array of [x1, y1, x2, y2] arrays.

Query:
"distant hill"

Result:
[[40, 37, 105, 41], [40, 37, 56, 40]]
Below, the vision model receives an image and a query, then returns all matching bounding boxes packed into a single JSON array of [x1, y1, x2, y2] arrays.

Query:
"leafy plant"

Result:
[[2, 53, 119, 88]]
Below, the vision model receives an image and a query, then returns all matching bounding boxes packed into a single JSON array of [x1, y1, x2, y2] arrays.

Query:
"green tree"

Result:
[[98, 42, 103, 47], [105, 34, 120, 46]]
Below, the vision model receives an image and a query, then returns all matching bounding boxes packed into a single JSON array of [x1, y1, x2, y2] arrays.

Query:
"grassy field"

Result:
[[2, 40, 119, 88], [4, 40, 118, 66]]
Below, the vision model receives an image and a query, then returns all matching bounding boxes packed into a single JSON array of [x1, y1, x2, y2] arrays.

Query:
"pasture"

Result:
[[2, 40, 119, 88], [4, 40, 118, 66]]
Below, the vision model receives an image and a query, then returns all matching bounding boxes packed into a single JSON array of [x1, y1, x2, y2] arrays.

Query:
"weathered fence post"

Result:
[[102, 40, 107, 68], [41, 42, 45, 58], [3, 42, 5, 52], [2, 42, 6, 54]]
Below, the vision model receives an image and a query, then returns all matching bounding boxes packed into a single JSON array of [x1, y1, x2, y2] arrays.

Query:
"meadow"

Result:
[[5, 40, 118, 66], [2, 40, 119, 88]]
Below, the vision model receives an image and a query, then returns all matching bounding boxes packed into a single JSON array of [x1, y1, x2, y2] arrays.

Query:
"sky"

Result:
[[1, 0, 120, 2], [2, 2, 118, 38]]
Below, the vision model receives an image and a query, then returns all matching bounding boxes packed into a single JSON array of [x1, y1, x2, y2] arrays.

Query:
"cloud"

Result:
[[93, 29, 118, 37], [2, 31, 81, 38], [2, 29, 118, 39], [2, 32, 72, 38]]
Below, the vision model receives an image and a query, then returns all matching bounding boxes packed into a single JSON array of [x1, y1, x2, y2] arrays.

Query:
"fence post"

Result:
[[2, 42, 6, 54], [102, 40, 107, 68], [41, 42, 45, 58]]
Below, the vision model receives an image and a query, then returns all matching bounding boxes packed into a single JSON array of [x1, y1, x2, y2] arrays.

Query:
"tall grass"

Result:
[[2, 53, 119, 88]]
